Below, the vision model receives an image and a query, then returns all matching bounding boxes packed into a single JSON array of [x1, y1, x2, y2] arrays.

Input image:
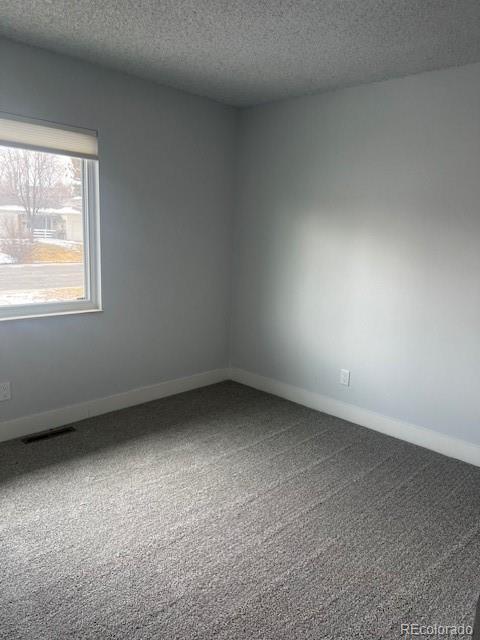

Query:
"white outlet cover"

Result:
[[0, 381, 11, 401], [339, 369, 350, 386]]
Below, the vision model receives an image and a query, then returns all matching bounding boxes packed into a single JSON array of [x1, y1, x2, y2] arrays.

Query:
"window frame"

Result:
[[0, 149, 102, 322]]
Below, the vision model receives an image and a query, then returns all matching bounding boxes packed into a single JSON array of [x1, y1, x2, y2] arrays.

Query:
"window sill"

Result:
[[0, 302, 102, 322]]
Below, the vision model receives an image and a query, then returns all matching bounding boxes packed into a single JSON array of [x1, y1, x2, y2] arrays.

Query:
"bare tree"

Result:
[[70, 157, 82, 197], [0, 148, 70, 231]]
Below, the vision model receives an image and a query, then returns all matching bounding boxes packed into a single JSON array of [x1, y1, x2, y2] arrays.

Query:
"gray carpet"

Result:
[[0, 381, 479, 639]]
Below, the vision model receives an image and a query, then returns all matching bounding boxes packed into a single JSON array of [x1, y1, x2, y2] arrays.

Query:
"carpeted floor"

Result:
[[0, 381, 479, 639]]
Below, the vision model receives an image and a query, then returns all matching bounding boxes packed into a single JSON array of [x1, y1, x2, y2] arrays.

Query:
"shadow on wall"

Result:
[[232, 189, 480, 441]]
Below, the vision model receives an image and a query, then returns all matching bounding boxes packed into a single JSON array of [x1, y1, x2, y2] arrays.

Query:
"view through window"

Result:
[[0, 146, 86, 307]]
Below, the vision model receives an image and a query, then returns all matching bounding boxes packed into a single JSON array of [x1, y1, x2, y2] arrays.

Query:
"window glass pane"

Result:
[[0, 146, 86, 306]]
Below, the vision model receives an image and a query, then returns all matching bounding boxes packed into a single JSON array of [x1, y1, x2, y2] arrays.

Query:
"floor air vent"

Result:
[[22, 426, 76, 444]]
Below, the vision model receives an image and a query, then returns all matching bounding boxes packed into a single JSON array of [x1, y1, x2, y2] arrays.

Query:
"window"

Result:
[[0, 113, 101, 320]]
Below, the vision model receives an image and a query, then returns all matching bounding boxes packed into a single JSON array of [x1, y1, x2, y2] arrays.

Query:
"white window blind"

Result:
[[0, 114, 98, 160]]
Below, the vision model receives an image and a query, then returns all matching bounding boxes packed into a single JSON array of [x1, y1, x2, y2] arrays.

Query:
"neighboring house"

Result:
[[0, 203, 83, 242], [57, 207, 84, 242]]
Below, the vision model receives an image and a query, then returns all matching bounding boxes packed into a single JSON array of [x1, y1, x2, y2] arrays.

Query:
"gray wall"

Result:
[[0, 37, 237, 421], [2, 36, 479, 447], [231, 63, 480, 445]]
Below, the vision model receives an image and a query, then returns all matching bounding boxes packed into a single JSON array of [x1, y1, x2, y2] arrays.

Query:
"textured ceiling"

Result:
[[1, 1, 480, 106]]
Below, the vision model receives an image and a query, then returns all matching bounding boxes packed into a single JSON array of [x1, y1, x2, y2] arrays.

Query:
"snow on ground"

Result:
[[37, 239, 83, 248], [0, 252, 14, 265], [0, 290, 42, 305], [0, 262, 81, 268], [0, 287, 82, 306]]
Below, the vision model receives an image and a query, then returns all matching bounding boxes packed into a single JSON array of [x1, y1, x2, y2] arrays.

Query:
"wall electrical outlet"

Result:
[[339, 369, 350, 387], [0, 381, 11, 402]]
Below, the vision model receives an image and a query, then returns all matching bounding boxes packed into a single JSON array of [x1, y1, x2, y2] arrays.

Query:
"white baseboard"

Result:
[[4, 365, 479, 468], [229, 367, 480, 468], [0, 368, 229, 443]]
